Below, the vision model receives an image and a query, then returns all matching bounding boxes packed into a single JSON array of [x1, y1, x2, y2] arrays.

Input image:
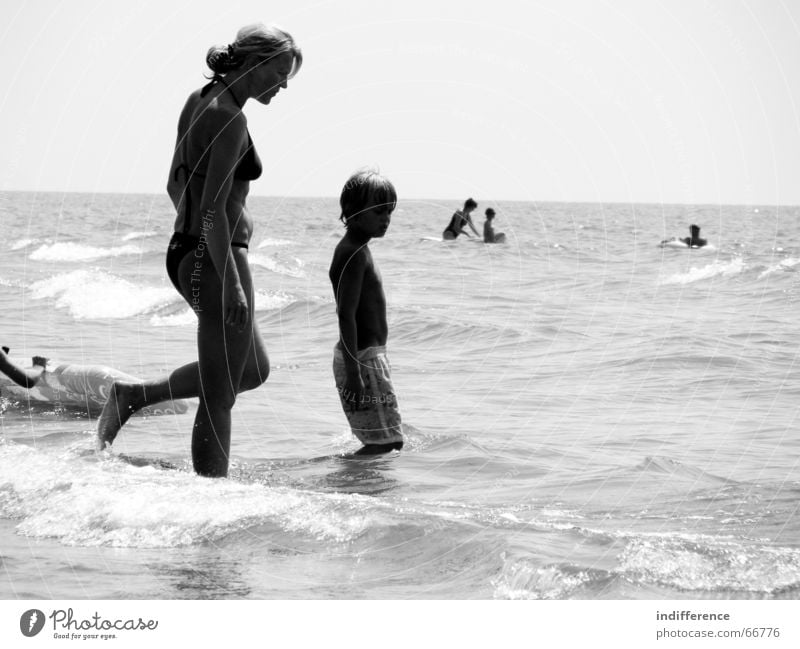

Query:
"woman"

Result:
[[442, 198, 480, 240], [97, 23, 302, 477]]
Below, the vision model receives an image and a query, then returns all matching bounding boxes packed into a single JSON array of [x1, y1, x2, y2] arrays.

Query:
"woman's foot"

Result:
[[96, 381, 144, 450]]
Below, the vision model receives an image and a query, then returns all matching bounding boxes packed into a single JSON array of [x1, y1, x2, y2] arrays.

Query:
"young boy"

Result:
[[329, 170, 404, 454], [483, 208, 506, 243]]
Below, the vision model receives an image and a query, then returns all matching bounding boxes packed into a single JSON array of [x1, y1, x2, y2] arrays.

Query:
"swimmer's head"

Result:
[[339, 169, 397, 227], [464, 198, 478, 212], [206, 23, 303, 78], [485, 208, 496, 219]]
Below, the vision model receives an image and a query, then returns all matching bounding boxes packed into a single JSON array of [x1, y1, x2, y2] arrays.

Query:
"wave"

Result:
[[29, 242, 143, 262], [492, 556, 614, 599], [659, 258, 745, 285], [248, 252, 305, 278], [11, 238, 40, 251], [256, 238, 295, 248], [149, 290, 305, 327], [619, 533, 800, 595], [757, 257, 800, 279], [0, 440, 388, 548], [29, 269, 178, 320], [121, 230, 160, 242]]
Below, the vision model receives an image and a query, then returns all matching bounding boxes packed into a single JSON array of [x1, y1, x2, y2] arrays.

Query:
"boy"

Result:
[[483, 208, 506, 243], [329, 170, 403, 454]]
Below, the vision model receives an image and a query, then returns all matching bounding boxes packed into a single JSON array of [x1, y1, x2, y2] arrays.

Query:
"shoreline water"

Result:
[[1, 191, 798, 599]]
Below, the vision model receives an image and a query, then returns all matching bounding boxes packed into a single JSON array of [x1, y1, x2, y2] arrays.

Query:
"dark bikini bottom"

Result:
[[166, 232, 248, 292]]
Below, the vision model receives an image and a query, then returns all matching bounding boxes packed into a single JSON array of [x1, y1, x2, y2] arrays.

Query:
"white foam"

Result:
[[121, 230, 159, 242], [256, 238, 295, 248], [29, 269, 177, 319], [660, 258, 744, 285], [149, 309, 197, 327], [29, 242, 142, 262], [0, 441, 376, 547], [620, 534, 800, 593], [148, 291, 297, 327], [254, 289, 296, 311], [248, 253, 306, 278], [758, 257, 800, 279], [492, 555, 598, 599], [11, 238, 39, 251]]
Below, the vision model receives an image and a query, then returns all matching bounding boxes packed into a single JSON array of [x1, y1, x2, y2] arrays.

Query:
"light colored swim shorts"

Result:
[[333, 344, 403, 446]]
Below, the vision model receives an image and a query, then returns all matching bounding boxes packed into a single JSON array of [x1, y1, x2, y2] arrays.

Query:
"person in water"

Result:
[[483, 208, 506, 243], [96, 23, 302, 477], [442, 198, 480, 239], [682, 224, 707, 248], [329, 170, 404, 454], [0, 347, 47, 388]]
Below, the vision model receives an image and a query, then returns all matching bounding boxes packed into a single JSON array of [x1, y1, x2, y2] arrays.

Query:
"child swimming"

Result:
[[483, 208, 506, 243]]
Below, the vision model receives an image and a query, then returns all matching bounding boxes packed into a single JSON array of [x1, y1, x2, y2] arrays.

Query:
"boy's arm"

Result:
[[333, 249, 367, 401], [0, 350, 45, 388]]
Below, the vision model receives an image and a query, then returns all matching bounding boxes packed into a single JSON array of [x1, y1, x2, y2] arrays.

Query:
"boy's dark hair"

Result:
[[339, 169, 397, 225], [464, 198, 478, 210], [485, 208, 495, 218]]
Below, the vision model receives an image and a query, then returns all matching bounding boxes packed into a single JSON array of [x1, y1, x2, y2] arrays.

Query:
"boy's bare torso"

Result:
[[329, 238, 388, 350]]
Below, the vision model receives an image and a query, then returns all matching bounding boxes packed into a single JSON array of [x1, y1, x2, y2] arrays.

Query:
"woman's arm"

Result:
[[197, 110, 249, 328], [166, 99, 195, 211]]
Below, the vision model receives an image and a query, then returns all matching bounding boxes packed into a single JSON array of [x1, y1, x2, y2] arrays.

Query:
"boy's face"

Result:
[[350, 201, 393, 238]]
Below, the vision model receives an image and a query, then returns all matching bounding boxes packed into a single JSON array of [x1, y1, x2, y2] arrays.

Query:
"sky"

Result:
[[1, 0, 799, 204]]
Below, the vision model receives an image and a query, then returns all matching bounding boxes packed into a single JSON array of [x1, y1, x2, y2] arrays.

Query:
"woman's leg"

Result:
[[190, 252, 264, 477], [97, 252, 269, 452]]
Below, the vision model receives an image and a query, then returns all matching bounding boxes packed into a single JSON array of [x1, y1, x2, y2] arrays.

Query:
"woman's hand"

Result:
[[224, 278, 249, 330]]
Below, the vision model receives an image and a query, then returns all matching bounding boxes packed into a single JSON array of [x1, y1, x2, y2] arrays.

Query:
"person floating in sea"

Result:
[[96, 23, 303, 477], [329, 170, 404, 455], [442, 198, 480, 240], [483, 208, 506, 243], [1, 347, 187, 415], [0, 347, 46, 388], [661, 224, 708, 248], [682, 224, 707, 248]]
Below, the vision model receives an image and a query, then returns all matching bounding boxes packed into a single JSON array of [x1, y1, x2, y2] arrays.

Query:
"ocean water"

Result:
[[1, 191, 798, 600]]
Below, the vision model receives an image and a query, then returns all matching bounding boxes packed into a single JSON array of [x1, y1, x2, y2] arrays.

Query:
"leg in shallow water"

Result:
[[96, 362, 198, 450], [96, 337, 269, 450], [189, 253, 267, 477], [96, 251, 269, 459], [353, 441, 404, 455]]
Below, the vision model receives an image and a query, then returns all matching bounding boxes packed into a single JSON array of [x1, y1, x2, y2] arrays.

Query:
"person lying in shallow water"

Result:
[[0, 347, 47, 388]]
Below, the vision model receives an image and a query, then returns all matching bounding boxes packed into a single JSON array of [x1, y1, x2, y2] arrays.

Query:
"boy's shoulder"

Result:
[[334, 233, 370, 256], [330, 235, 370, 274]]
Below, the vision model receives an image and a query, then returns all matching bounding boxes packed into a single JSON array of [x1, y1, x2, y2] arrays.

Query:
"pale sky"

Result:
[[2, 0, 799, 204]]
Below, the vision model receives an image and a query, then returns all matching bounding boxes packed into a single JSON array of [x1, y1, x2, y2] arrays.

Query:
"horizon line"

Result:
[[0, 188, 797, 210]]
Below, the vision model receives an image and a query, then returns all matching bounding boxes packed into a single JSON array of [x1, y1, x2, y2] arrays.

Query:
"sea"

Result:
[[1, 191, 798, 600]]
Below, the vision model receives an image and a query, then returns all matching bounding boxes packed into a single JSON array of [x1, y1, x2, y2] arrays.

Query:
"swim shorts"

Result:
[[333, 344, 403, 446]]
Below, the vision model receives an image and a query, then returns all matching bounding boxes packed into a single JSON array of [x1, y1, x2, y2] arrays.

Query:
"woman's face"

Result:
[[251, 52, 294, 105]]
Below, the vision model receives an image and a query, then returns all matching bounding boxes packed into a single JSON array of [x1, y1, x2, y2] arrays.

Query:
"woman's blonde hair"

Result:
[[206, 23, 302, 77]]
